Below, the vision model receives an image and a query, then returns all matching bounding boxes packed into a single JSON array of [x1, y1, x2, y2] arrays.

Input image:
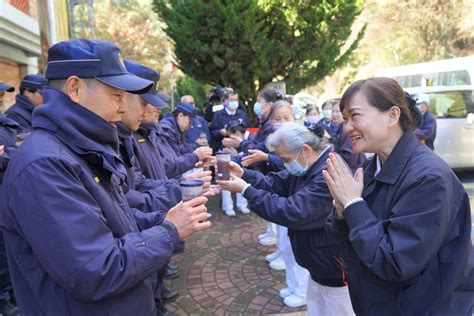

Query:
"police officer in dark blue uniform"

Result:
[[5, 75, 47, 134], [182, 95, 210, 148], [0, 82, 14, 110], [160, 102, 209, 156], [324, 77, 473, 315], [413, 93, 437, 150], [0, 82, 18, 316], [0, 39, 210, 316]]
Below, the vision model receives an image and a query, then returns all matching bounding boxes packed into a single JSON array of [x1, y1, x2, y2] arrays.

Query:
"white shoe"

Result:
[[259, 235, 277, 246], [224, 208, 236, 216], [265, 250, 280, 263], [238, 206, 251, 214], [283, 294, 306, 308], [269, 256, 286, 270], [258, 232, 270, 240], [279, 288, 292, 298]]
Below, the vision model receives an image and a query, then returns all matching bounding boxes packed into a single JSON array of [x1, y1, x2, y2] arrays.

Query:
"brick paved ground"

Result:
[[165, 195, 307, 315]]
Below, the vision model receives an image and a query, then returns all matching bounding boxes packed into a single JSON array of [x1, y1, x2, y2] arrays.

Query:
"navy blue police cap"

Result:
[[123, 60, 167, 109], [0, 82, 14, 92], [20, 75, 47, 91], [45, 39, 153, 94], [157, 90, 171, 103], [174, 102, 197, 118]]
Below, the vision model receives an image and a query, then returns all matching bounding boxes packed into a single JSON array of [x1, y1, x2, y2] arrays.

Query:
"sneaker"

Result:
[[283, 294, 306, 308], [258, 232, 271, 240], [265, 250, 280, 262], [279, 288, 292, 298], [224, 208, 236, 216], [269, 256, 286, 270], [238, 206, 251, 214], [259, 235, 277, 246]]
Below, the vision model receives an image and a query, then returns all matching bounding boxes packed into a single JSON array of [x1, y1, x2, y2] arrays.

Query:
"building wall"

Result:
[[1, 0, 39, 110], [0, 58, 21, 110]]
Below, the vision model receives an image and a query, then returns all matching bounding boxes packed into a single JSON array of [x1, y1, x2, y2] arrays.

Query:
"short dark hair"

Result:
[[258, 88, 282, 103], [340, 77, 421, 131], [226, 119, 247, 134]]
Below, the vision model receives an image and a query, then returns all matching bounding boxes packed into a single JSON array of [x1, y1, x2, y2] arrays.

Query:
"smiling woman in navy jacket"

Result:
[[324, 77, 473, 316], [218, 122, 354, 315]]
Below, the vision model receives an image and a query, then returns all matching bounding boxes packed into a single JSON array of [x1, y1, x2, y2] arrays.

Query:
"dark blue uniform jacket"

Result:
[[210, 108, 250, 151], [239, 116, 273, 153], [159, 114, 196, 156], [326, 132, 473, 316], [0, 88, 180, 315], [415, 111, 437, 150], [0, 115, 19, 183], [153, 124, 198, 179], [116, 123, 181, 213], [242, 147, 346, 287], [333, 124, 367, 173], [132, 121, 168, 180], [184, 115, 210, 149], [5, 94, 35, 133]]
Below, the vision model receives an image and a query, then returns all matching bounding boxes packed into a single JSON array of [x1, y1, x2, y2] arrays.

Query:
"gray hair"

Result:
[[269, 100, 294, 120], [266, 122, 326, 154]]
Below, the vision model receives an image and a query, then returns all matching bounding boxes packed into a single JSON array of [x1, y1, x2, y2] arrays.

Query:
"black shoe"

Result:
[[156, 304, 177, 316], [163, 265, 179, 279], [0, 299, 19, 316], [174, 241, 185, 254], [162, 288, 180, 303]]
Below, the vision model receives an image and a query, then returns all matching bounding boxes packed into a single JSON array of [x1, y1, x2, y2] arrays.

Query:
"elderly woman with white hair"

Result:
[[218, 122, 354, 315]]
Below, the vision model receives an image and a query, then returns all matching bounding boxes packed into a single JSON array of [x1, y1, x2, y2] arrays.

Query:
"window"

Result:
[[427, 90, 474, 118]]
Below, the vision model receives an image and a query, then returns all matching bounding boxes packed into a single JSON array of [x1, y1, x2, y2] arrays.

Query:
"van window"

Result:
[[427, 90, 474, 118]]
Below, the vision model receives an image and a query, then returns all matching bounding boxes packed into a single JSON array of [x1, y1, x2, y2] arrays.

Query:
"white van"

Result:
[[376, 57, 474, 169]]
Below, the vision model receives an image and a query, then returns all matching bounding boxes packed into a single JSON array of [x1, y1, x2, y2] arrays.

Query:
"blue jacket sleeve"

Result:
[[126, 178, 182, 213], [242, 172, 333, 230], [6, 158, 180, 301], [242, 168, 290, 196], [164, 153, 198, 179], [342, 173, 454, 282], [133, 208, 166, 230]]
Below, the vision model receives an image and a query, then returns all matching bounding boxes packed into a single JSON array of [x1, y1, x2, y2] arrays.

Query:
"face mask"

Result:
[[253, 102, 264, 117], [228, 101, 239, 111], [322, 109, 332, 119], [284, 148, 309, 176], [306, 114, 322, 124]]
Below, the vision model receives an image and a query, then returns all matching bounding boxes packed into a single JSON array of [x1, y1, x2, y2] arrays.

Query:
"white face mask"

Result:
[[322, 109, 332, 119], [228, 101, 239, 111]]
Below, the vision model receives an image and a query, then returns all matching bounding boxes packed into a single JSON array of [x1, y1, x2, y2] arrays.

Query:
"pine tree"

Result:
[[153, 0, 365, 100]]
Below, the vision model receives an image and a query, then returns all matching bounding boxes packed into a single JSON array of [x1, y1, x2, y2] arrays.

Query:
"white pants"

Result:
[[277, 225, 309, 298], [306, 278, 354, 316], [222, 190, 248, 210]]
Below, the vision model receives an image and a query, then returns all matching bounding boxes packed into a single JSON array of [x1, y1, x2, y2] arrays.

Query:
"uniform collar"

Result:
[[0, 114, 19, 128], [116, 122, 132, 139], [14, 94, 35, 113], [366, 131, 419, 184]]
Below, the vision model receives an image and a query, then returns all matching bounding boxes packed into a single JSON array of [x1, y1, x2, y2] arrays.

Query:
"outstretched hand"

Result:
[[216, 173, 248, 193], [241, 149, 268, 167]]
